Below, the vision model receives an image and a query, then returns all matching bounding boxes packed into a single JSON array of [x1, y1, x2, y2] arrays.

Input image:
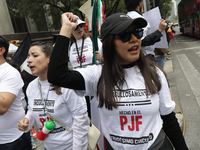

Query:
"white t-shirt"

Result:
[[127, 11, 155, 55], [76, 65, 175, 150], [0, 62, 25, 144], [69, 37, 102, 69], [25, 78, 89, 150]]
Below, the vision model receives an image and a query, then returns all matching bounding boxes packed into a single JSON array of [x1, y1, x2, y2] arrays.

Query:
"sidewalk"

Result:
[[164, 57, 184, 130]]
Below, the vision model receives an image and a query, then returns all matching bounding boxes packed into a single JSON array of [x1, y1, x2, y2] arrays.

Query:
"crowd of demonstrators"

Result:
[[124, 0, 167, 62], [0, 35, 32, 150], [48, 12, 189, 150], [17, 41, 89, 150], [0, 5, 187, 150]]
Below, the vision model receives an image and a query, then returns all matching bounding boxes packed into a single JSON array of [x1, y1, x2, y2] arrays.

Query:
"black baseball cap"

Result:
[[101, 13, 147, 41]]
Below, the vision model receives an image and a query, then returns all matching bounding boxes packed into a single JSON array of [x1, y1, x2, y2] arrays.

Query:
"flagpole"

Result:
[[91, 0, 93, 6], [91, 0, 98, 64]]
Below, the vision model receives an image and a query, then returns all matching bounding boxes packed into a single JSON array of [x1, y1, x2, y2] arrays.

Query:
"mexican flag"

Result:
[[79, 0, 104, 31], [79, 1, 105, 150], [97, 0, 105, 30]]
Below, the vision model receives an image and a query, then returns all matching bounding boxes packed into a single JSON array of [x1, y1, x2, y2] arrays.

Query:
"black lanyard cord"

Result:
[[75, 38, 85, 68]]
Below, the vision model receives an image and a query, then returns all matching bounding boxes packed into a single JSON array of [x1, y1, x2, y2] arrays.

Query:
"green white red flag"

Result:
[[97, 0, 104, 30]]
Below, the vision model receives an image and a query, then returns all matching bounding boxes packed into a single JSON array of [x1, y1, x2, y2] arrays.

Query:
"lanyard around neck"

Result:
[[38, 80, 50, 122], [75, 38, 85, 68]]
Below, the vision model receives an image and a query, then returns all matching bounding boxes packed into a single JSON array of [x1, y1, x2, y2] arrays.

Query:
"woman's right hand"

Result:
[[61, 13, 77, 29], [18, 118, 29, 131], [60, 12, 78, 38]]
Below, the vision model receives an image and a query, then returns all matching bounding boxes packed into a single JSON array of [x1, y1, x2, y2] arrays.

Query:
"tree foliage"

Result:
[[16, 0, 128, 30], [12, 0, 173, 31], [101, 0, 127, 17], [17, 0, 88, 30], [159, 0, 173, 19]]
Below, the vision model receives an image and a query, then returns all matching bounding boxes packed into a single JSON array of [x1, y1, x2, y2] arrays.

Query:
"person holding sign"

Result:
[[124, 0, 167, 61]]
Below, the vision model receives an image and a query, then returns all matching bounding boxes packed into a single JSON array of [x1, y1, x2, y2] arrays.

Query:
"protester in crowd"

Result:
[[7, 59, 38, 149], [153, 18, 169, 69], [154, 48, 168, 69], [18, 41, 89, 150], [124, 0, 167, 61], [165, 22, 171, 45], [48, 12, 189, 150], [69, 15, 103, 69], [70, 14, 103, 118], [167, 25, 174, 39], [0, 35, 32, 150], [171, 23, 176, 34], [165, 22, 171, 60]]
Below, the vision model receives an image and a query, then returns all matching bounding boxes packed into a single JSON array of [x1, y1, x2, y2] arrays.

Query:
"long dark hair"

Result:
[[97, 35, 162, 110], [31, 41, 62, 95], [124, 0, 142, 11]]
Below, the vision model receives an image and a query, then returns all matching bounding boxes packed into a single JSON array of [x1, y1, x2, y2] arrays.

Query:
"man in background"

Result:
[[124, 0, 167, 61], [0, 35, 32, 150]]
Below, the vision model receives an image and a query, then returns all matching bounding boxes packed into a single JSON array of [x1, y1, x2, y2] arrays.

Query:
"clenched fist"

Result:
[[18, 118, 29, 131]]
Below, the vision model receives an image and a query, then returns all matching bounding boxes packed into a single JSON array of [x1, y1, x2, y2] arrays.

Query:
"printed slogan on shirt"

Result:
[[111, 88, 154, 145]]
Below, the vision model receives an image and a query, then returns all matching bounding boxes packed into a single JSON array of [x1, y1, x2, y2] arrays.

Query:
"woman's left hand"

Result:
[[95, 51, 103, 62]]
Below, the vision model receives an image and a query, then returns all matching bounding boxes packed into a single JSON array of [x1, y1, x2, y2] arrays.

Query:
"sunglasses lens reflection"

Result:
[[119, 28, 143, 42]]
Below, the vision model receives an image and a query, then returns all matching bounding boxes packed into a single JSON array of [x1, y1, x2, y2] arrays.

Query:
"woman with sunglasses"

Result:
[[69, 15, 103, 69], [48, 12, 188, 150]]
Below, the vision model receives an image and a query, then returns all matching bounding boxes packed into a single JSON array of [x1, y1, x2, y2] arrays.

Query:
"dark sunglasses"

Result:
[[115, 28, 144, 42], [75, 24, 85, 30]]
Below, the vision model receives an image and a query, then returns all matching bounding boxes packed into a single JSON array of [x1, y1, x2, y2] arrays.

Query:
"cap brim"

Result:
[[78, 20, 86, 26], [110, 17, 147, 35]]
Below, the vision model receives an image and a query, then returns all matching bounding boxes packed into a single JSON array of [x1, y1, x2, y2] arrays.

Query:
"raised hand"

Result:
[[61, 12, 77, 29], [60, 12, 78, 38], [158, 19, 167, 33]]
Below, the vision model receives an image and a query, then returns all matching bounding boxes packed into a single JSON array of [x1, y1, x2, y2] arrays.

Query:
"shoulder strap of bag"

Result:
[[37, 79, 92, 134], [38, 79, 72, 133]]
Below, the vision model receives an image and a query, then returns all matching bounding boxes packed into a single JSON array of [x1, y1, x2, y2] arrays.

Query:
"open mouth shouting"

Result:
[[29, 65, 35, 71], [128, 46, 139, 54]]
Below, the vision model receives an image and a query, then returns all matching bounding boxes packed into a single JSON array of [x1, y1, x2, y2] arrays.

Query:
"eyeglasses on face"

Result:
[[75, 24, 85, 30], [115, 28, 143, 42]]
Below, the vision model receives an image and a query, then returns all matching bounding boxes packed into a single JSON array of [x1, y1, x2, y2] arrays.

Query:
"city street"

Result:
[[166, 26, 200, 150]]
